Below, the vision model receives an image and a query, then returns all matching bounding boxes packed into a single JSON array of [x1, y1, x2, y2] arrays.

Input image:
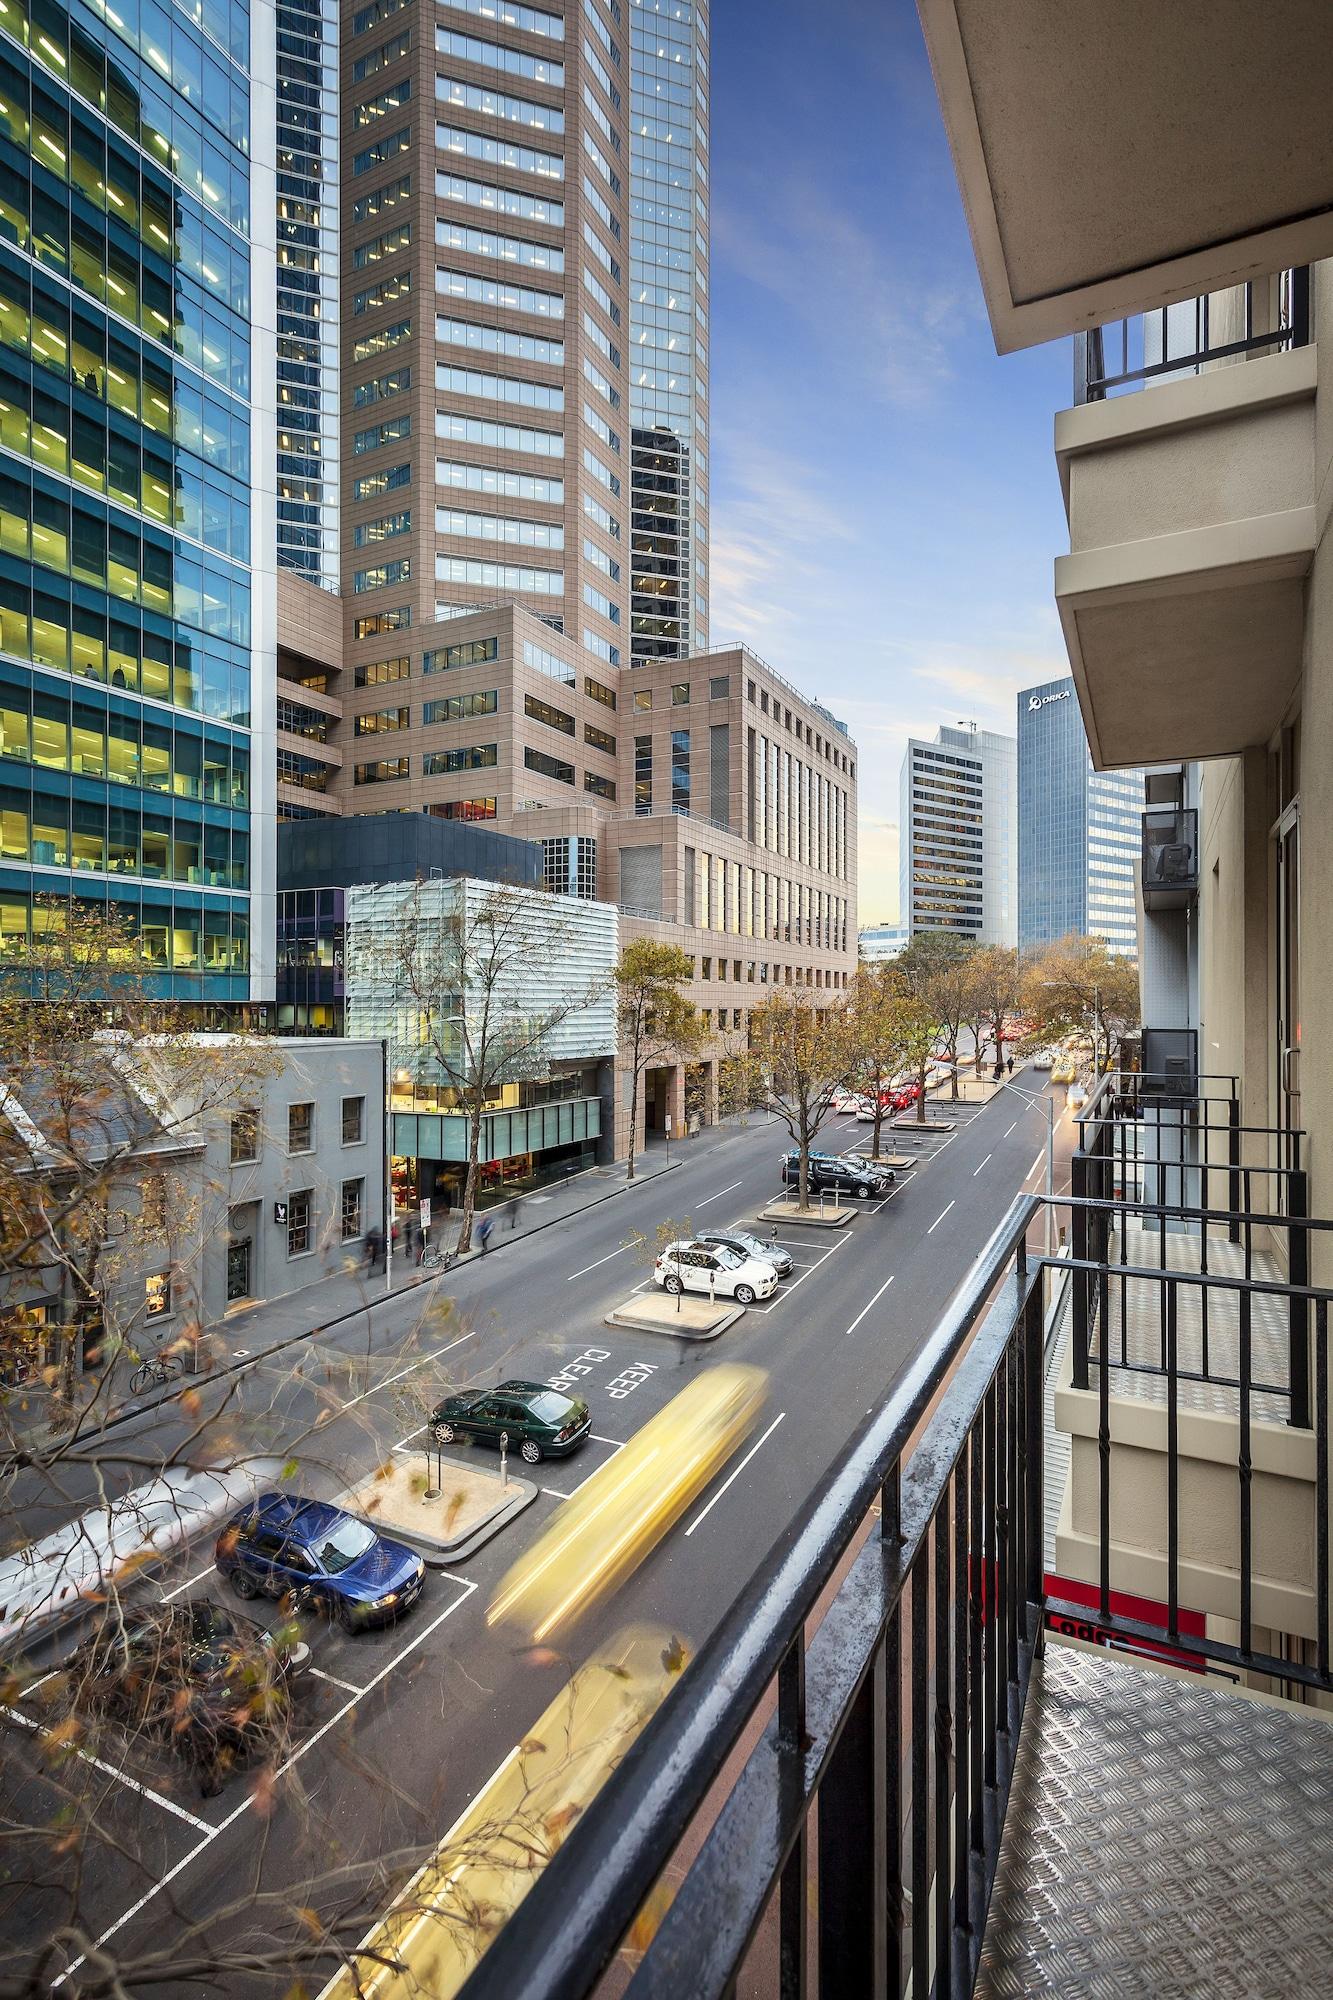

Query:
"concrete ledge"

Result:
[[865, 1153, 915, 1171], [605, 1295, 744, 1340], [891, 1117, 956, 1132], [756, 1203, 855, 1229]]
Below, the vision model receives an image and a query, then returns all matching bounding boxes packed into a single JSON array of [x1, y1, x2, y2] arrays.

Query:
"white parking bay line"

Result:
[[346, 1330, 476, 1410], [162, 1562, 217, 1602], [844, 1273, 895, 1338], [308, 1666, 367, 1697], [926, 1200, 955, 1235], [566, 1245, 629, 1281], [53, 1577, 479, 1989], [973, 1153, 992, 1176], [693, 1179, 744, 1209], [2, 1704, 214, 1834], [684, 1413, 786, 1537], [589, 1434, 624, 1448]]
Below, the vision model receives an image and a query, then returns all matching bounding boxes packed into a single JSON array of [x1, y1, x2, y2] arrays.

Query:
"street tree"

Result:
[[1020, 933, 1141, 1071], [747, 990, 858, 1210], [969, 945, 1023, 1075], [355, 879, 602, 1252], [896, 935, 967, 1121], [847, 965, 916, 1160], [613, 939, 702, 1180], [0, 898, 276, 1417]]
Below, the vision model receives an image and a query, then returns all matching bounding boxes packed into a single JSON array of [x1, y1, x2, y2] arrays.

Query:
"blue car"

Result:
[[216, 1493, 425, 1633]]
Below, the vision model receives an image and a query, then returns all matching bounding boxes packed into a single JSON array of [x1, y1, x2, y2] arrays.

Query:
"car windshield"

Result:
[[526, 1391, 574, 1424], [311, 1519, 377, 1573]]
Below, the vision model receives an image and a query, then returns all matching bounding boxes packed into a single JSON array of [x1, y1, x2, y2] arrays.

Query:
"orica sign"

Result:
[[1028, 689, 1071, 712]]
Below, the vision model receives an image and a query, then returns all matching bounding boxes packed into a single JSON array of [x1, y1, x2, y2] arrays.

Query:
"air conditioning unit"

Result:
[[1139, 1028, 1198, 1103]]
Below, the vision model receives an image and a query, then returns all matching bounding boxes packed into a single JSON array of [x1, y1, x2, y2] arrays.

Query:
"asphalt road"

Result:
[[2, 1072, 1078, 1995]]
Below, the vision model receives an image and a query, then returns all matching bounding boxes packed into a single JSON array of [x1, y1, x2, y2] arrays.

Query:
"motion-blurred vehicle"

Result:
[[429, 1381, 590, 1463], [1029, 1049, 1056, 1071], [655, 1240, 777, 1304], [217, 1494, 424, 1632], [315, 1626, 690, 2000], [696, 1227, 793, 1279], [781, 1151, 893, 1199], [66, 1597, 299, 1796], [830, 1088, 862, 1113], [488, 1366, 767, 1644], [1050, 1058, 1079, 1085]]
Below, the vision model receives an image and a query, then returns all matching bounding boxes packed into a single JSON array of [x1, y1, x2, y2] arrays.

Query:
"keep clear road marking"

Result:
[[973, 1153, 992, 1176], [566, 1245, 629, 1281], [685, 1413, 786, 1537], [53, 1576, 480, 1990], [927, 1200, 955, 1236], [844, 1272, 895, 1338], [694, 1179, 744, 1209]]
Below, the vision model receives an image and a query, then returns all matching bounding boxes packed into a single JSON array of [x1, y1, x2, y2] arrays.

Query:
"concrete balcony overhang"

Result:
[[917, 0, 1333, 352], [1054, 345, 1317, 767]]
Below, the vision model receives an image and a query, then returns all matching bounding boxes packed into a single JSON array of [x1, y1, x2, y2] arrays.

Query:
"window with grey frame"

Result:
[[341, 1179, 364, 1241], [287, 1189, 313, 1257], [288, 1102, 314, 1154], [342, 1095, 365, 1144], [230, 1107, 259, 1164]]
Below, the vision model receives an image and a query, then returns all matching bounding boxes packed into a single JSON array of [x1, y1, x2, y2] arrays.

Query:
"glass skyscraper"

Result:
[[0, 0, 276, 997], [274, 0, 338, 585], [629, 0, 708, 665], [1017, 674, 1141, 961]]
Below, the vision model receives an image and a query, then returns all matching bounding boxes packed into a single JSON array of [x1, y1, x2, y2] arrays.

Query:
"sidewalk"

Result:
[[7, 1142, 697, 1451]]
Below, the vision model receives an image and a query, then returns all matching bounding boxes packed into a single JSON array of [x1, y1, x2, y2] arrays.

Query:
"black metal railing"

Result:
[[453, 1185, 1333, 2000], [1054, 1220, 1333, 1695], [462, 1197, 1048, 2000], [1075, 268, 1311, 404], [1071, 1071, 1313, 1424]]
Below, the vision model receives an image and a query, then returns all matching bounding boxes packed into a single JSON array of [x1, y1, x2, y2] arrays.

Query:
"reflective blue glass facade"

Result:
[[1017, 674, 1141, 961], [0, 0, 269, 994], [275, 0, 338, 584], [629, 0, 708, 664]]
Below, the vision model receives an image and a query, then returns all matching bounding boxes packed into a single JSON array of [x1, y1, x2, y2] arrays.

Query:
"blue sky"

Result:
[[706, 0, 1072, 921]]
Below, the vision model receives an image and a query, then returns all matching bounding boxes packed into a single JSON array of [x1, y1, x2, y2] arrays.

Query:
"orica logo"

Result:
[[1028, 689, 1072, 712]]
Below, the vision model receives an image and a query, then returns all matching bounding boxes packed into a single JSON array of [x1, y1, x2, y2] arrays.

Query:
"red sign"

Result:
[[1044, 1571, 1207, 1672]]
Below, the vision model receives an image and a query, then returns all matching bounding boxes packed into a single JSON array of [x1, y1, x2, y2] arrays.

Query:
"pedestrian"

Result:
[[507, 1194, 520, 1231], [403, 1213, 416, 1259], [363, 1226, 382, 1274], [1006, 1055, 1014, 1077], [478, 1215, 494, 1255]]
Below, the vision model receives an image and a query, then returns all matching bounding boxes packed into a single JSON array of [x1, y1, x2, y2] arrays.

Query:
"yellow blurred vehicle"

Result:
[[488, 1364, 767, 1645], [1050, 1058, 1079, 1084], [317, 1626, 688, 2000]]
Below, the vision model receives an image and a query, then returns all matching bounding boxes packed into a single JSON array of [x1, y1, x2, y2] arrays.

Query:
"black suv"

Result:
[[780, 1151, 893, 1199]]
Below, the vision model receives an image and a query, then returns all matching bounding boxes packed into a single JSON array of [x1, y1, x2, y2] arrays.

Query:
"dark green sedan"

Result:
[[428, 1379, 591, 1464]]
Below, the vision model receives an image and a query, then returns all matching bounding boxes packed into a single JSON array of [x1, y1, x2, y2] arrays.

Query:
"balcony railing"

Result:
[[1071, 1071, 1313, 1426], [1074, 268, 1311, 404], [1141, 805, 1198, 908]]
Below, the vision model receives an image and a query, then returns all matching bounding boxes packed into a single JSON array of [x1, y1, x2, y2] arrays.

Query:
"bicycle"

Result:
[[416, 1237, 457, 1274], [129, 1350, 183, 1395]]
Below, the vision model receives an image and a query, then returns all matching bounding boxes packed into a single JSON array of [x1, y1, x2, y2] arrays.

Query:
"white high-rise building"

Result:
[[898, 724, 1017, 947]]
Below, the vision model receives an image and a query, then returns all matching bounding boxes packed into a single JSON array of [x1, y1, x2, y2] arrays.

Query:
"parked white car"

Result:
[[654, 1240, 779, 1305], [830, 1089, 862, 1113]]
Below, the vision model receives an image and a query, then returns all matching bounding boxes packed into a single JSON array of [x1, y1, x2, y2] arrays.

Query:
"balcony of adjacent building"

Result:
[[1052, 270, 1316, 770], [916, 2, 1333, 354], [1141, 803, 1199, 909], [378, 1144, 1333, 2000]]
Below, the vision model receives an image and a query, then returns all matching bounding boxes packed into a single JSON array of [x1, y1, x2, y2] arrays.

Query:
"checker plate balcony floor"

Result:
[[977, 1644, 1333, 1998]]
